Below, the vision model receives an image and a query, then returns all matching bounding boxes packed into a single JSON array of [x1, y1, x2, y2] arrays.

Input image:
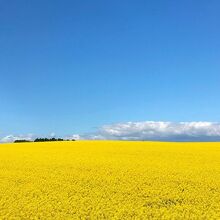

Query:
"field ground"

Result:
[[0, 141, 220, 219]]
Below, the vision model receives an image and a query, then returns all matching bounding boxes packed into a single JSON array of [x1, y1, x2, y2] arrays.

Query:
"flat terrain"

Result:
[[0, 141, 220, 219]]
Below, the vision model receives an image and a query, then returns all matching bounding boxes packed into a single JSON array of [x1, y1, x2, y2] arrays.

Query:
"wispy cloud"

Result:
[[0, 134, 35, 143], [0, 132, 56, 143]]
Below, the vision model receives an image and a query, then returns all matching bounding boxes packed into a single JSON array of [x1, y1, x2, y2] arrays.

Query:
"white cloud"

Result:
[[76, 121, 220, 141], [0, 134, 35, 143], [2, 121, 220, 143], [65, 134, 81, 140]]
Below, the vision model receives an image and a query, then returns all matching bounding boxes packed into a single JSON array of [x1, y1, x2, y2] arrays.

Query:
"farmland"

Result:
[[0, 141, 220, 219]]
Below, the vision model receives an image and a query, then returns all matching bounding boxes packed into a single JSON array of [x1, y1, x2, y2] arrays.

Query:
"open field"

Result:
[[0, 141, 220, 219]]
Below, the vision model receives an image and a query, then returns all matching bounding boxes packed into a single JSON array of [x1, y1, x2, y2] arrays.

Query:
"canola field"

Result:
[[0, 141, 220, 219]]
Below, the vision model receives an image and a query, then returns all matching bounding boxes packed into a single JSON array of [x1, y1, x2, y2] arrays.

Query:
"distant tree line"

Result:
[[14, 140, 31, 143], [14, 138, 75, 143], [34, 138, 64, 142]]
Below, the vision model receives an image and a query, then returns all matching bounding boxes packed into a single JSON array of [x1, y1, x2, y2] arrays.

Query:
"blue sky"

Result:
[[1, 0, 220, 140]]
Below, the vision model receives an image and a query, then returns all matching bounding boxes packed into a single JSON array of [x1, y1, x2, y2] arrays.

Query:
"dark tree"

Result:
[[14, 140, 31, 143], [34, 138, 66, 142]]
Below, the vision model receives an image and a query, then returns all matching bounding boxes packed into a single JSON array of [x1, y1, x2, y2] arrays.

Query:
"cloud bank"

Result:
[[75, 121, 220, 142], [2, 121, 220, 143]]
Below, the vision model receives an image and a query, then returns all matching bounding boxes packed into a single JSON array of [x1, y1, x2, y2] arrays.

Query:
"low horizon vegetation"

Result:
[[14, 138, 75, 143]]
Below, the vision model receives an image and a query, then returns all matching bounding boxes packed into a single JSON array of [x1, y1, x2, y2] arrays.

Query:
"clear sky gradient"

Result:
[[1, 0, 220, 137]]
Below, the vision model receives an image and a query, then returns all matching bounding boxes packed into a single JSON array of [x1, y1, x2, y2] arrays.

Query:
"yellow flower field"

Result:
[[0, 141, 220, 219]]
